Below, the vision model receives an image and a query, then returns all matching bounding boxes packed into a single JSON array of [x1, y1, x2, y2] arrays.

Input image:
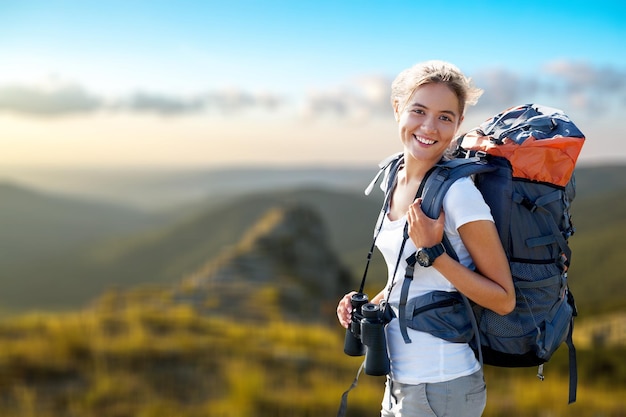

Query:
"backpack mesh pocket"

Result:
[[478, 261, 565, 356]]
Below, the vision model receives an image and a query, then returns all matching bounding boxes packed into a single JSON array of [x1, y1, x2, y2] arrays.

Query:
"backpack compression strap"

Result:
[[513, 190, 573, 267]]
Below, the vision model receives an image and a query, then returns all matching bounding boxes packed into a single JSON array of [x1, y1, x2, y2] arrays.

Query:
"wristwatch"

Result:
[[415, 243, 445, 267]]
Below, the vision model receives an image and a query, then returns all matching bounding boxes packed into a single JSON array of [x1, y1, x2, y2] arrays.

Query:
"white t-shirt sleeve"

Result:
[[442, 176, 494, 268], [443, 176, 493, 231]]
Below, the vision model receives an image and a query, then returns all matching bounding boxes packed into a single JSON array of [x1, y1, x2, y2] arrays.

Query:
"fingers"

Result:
[[410, 198, 443, 220], [408, 198, 445, 247], [337, 292, 356, 328]]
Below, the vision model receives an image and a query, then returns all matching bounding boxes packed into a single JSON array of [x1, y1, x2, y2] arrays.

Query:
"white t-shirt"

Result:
[[376, 176, 493, 384]]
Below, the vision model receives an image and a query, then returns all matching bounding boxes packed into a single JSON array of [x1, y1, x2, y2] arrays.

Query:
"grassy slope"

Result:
[[0, 288, 623, 417]]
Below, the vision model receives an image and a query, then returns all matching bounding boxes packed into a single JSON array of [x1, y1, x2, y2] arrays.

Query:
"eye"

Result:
[[439, 114, 454, 122], [412, 108, 425, 115]]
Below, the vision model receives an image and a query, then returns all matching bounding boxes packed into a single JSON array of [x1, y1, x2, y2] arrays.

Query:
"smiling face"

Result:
[[394, 82, 464, 165]]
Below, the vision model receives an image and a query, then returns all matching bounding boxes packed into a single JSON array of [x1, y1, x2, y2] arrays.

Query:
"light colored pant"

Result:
[[381, 369, 486, 417]]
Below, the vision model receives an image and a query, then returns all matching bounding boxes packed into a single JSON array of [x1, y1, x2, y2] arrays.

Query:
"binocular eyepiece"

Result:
[[343, 293, 390, 376]]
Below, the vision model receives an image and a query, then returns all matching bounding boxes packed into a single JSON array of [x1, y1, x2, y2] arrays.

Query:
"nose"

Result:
[[420, 115, 437, 133]]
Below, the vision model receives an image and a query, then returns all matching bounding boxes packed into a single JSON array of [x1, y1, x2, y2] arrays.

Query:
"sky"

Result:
[[1, 0, 625, 171]]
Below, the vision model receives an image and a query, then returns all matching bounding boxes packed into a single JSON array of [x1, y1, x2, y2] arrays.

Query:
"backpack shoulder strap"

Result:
[[419, 157, 496, 219], [365, 151, 404, 196], [406, 157, 495, 361]]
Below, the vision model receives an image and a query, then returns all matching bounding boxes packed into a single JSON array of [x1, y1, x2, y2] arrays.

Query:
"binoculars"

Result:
[[343, 292, 390, 376]]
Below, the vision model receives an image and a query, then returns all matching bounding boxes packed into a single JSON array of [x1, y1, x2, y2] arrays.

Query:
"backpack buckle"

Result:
[[558, 252, 569, 270], [537, 364, 545, 381], [520, 197, 538, 212]]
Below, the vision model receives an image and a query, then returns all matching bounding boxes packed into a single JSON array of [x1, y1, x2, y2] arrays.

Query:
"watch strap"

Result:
[[416, 242, 445, 267]]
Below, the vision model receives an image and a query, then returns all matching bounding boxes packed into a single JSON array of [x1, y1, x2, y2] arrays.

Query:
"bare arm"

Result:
[[407, 198, 515, 315]]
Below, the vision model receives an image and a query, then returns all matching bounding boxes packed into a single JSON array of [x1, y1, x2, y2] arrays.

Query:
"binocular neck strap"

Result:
[[358, 156, 404, 293]]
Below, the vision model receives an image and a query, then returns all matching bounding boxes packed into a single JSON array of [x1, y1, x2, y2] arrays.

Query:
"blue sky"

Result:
[[0, 0, 625, 169]]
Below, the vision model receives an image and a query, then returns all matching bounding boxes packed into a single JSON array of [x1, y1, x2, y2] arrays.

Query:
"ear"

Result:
[[393, 100, 400, 122]]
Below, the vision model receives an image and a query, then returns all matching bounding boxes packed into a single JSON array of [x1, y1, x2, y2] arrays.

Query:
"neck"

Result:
[[401, 153, 440, 184]]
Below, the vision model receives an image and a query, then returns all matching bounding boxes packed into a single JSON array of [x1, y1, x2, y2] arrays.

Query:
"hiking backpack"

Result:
[[377, 103, 585, 404]]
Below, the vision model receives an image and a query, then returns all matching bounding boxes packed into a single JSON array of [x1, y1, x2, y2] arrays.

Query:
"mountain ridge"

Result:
[[175, 203, 352, 323], [2, 162, 624, 210], [0, 164, 624, 315]]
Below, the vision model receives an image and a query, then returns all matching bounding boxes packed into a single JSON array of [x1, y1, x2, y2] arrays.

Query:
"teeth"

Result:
[[415, 135, 436, 145]]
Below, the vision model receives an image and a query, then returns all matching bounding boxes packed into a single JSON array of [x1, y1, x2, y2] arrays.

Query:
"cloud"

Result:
[[205, 89, 284, 114], [540, 60, 626, 113], [298, 61, 626, 122], [0, 82, 102, 116], [298, 75, 393, 121], [0, 80, 288, 117], [0, 60, 624, 120], [543, 60, 625, 92], [471, 68, 529, 110], [123, 92, 205, 116], [472, 61, 626, 115]]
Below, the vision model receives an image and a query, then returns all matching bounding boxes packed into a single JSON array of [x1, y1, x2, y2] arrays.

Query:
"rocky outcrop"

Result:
[[176, 203, 353, 322]]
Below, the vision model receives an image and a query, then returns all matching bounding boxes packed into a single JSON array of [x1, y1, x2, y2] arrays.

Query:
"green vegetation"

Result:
[[0, 288, 382, 417], [0, 288, 625, 417], [1, 164, 625, 416]]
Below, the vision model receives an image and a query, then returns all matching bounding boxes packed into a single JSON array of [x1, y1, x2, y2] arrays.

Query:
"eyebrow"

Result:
[[409, 102, 458, 118]]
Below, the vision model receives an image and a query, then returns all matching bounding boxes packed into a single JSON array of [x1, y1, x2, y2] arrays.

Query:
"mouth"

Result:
[[413, 134, 437, 145]]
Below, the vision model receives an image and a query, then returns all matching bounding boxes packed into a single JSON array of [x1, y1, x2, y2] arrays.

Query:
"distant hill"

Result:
[[0, 164, 624, 315], [83, 186, 385, 303], [0, 182, 162, 254], [0, 165, 380, 210], [567, 185, 626, 313], [573, 164, 626, 198], [0, 181, 169, 277], [0, 182, 166, 312], [0, 183, 384, 312]]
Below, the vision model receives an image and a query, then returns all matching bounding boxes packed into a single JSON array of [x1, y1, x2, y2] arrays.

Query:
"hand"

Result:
[[407, 197, 445, 248], [336, 291, 357, 328]]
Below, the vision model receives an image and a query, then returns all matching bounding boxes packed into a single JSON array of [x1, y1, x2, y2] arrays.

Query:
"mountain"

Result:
[[2, 162, 624, 210], [0, 182, 166, 312], [0, 164, 625, 315], [0, 165, 378, 210], [0, 182, 161, 257], [0, 184, 383, 313]]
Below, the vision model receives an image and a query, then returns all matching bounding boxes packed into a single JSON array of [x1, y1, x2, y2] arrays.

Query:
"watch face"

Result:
[[416, 250, 431, 267]]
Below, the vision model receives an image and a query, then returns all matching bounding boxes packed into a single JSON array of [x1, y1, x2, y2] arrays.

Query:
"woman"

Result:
[[336, 60, 515, 417]]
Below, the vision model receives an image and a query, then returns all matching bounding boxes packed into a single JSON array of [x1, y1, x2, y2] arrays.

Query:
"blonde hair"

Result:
[[391, 60, 483, 116]]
